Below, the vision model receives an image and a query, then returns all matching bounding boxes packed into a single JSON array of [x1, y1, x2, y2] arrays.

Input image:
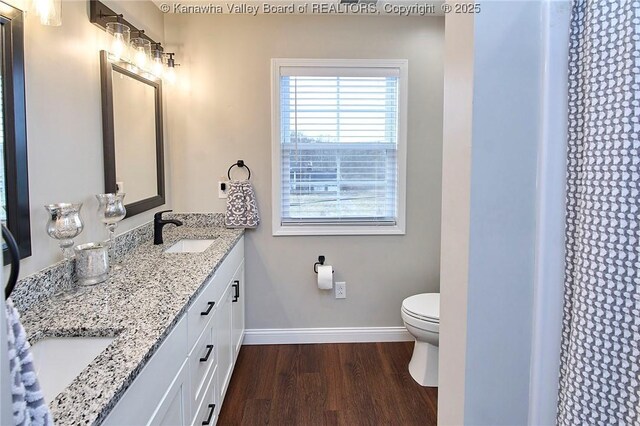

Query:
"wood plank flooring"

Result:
[[218, 342, 438, 425]]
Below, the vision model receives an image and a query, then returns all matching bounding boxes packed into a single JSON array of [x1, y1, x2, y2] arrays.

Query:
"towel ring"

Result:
[[227, 160, 251, 180]]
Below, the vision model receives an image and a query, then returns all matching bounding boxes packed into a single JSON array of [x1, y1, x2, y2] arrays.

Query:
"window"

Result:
[[271, 59, 407, 236]]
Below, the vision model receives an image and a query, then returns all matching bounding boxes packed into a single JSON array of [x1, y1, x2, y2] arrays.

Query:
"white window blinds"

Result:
[[279, 66, 400, 226]]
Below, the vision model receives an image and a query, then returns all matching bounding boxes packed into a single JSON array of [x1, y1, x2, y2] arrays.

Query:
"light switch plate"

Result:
[[218, 181, 229, 199]]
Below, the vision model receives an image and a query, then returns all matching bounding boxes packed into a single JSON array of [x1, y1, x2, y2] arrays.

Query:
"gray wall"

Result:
[[3, 0, 170, 278], [165, 15, 444, 329]]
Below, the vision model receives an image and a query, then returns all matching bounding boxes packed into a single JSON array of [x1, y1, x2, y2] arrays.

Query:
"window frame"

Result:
[[271, 58, 408, 236]]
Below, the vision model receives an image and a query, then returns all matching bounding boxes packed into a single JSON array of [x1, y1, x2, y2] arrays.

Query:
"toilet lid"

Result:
[[402, 293, 439, 322]]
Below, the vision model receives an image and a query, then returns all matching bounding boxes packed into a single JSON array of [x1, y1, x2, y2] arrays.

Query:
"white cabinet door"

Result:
[[231, 261, 245, 360], [216, 282, 233, 405], [104, 317, 188, 426], [147, 359, 189, 426]]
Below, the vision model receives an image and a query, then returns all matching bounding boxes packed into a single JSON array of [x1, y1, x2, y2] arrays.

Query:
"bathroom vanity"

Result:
[[16, 216, 245, 425], [103, 237, 244, 426]]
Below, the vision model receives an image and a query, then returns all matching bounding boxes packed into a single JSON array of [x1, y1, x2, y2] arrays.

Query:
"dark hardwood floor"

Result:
[[218, 342, 438, 425]]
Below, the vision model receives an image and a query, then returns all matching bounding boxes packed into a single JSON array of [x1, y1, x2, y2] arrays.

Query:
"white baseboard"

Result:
[[243, 327, 413, 345]]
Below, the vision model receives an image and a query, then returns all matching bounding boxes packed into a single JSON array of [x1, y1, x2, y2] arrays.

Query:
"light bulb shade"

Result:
[[106, 22, 130, 61], [165, 66, 177, 84], [31, 0, 62, 26], [151, 57, 164, 78], [130, 38, 152, 71]]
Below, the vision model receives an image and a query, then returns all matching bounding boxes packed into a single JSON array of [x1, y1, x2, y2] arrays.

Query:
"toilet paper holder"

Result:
[[313, 255, 334, 274]]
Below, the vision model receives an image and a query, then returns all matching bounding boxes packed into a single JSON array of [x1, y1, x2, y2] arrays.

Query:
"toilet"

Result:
[[401, 293, 440, 387]]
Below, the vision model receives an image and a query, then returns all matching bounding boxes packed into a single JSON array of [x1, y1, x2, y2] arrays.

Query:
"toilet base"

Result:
[[408, 340, 439, 387]]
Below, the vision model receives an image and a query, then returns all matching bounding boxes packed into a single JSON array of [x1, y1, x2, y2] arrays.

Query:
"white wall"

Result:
[[4, 0, 170, 278], [438, 9, 474, 425], [164, 14, 444, 329]]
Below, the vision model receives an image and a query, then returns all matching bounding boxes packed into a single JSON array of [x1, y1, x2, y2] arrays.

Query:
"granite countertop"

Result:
[[18, 224, 244, 426]]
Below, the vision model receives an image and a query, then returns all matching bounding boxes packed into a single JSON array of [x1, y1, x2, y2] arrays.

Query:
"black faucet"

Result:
[[154, 210, 183, 245]]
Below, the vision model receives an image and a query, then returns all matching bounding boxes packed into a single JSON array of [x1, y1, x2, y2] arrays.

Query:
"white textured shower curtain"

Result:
[[557, 0, 640, 424]]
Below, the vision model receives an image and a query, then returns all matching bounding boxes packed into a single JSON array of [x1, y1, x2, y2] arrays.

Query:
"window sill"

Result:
[[272, 224, 406, 236]]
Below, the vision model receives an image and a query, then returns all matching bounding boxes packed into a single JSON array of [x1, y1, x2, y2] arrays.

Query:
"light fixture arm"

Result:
[[98, 11, 123, 21], [166, 52, 181, 68], [132, 29, 146, 39]]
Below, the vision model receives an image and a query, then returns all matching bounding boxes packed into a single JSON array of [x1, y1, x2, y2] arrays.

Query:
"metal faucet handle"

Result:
[[154, 210, 173, 220]]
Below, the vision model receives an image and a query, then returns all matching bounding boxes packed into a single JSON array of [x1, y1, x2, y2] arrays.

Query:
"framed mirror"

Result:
[[0, 3, 31, 263], [99, 50, 165, 218]]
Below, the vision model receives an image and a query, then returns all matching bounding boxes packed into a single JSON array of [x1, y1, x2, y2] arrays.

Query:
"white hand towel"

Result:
[[5, 298, 53, 426], [225, 180, 260, 229]]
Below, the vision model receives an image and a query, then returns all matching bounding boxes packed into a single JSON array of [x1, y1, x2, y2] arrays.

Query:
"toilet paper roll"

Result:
[[317, 265, 333, 290]]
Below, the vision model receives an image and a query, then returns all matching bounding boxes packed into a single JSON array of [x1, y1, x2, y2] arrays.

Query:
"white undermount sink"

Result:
[[30, 336, 114, 403], [164, 239, 216, 254]]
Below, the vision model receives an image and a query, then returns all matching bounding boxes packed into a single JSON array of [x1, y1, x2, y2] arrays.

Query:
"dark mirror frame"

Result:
[[99, 50, 165, 218], [0, 3, 31, 264]]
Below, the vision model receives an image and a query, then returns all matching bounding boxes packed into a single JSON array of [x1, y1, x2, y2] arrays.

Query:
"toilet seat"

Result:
[[402, 293, 439, 323], [402, 308, 439, 326], [402, 309, 439, 333]]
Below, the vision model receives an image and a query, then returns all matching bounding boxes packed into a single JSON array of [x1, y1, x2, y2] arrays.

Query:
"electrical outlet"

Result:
[[218, 181, 229, 199], [335, 281, 346, 299]]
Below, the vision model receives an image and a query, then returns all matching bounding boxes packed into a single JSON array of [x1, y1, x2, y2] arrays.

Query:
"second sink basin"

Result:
[[31, 336, 115, 403], [165, 239, 216, 253]]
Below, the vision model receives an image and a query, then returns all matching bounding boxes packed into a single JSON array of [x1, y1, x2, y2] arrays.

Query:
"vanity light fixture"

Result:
[[165, 53, 179, 84], [30, 0, 62, 26], [89, 0, 177, 82], [105, 17, 130, 62]]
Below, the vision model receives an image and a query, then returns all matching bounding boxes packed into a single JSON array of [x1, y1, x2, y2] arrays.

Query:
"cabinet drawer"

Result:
[[187, 274, 218, 349], [190, 367, 218, 426], [189, 318, 216, 410], [209, 237, 244, 301]]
